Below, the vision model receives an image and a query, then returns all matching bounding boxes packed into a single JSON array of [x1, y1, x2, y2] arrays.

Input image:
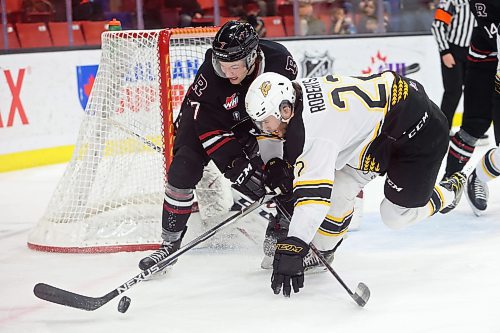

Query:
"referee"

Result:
[[431, 0, 475, 131]]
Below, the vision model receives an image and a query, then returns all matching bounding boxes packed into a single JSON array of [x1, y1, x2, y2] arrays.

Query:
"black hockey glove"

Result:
[[271, 236, 309, 297], [225, 156, 266, 201], [265, 158, 294, 195]]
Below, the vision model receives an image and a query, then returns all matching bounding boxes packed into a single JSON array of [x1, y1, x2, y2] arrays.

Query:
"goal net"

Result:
[[28, 27, 218, 253]]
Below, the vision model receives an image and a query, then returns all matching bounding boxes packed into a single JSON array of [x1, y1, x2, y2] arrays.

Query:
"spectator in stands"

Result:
[[240, 0, 267, 37], [265, 0, 276, 16], [298, 1, 326, 36], [226, 0, 245, 16], [329, 5, 356, 35], [23, 0, 56, 21], [72, 0, 104, 21], [356, 0, 390, 33], [165, 0, 204, 28], [143, 0, 162, 29], [391, 0, 434, 32]]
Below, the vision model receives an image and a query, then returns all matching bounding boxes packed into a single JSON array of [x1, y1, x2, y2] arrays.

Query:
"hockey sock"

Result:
[[428, 185, 455, 215], [476, 147, 500, 183], [445, 129, 477, 178], [162, 182, 194, 236]]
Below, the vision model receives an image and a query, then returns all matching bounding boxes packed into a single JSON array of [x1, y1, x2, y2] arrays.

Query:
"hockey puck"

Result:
[[117, 296, 131, 313]]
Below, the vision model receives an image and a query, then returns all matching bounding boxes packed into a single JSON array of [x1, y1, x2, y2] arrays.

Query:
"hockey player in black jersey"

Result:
[[138, 21, 298, 274], [443, 1, 500, 179], [460, 0, 500, 216], [245, 71, 467, 297]]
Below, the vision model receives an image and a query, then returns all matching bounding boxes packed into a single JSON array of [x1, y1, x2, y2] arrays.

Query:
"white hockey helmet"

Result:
[[245, 72, 296, 131]]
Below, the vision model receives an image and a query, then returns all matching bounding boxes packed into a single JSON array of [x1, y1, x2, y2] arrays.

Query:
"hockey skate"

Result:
[[261, 213, 289, 269], [466, 170, 489, 216], [138, 229, 186, 278], [302, 248, 336, 274], [440, 171, 467, 214]]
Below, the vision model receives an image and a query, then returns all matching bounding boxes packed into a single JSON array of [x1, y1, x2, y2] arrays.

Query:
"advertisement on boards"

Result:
[[0, 34, 443, 171]]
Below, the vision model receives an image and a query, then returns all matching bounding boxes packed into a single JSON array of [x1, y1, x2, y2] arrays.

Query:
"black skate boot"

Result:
[[466, 170, 489, 216], [261, 213, 289, 269], [138, 228, 186, 276], [440, 172, 467, 214]]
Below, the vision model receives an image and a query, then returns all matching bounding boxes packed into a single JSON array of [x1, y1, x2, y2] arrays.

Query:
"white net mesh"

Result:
[[28, 29, 216, 252]]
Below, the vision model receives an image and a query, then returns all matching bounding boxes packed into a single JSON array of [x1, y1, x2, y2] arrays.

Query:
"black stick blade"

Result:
[[351, 282, 370, 307], [34, 283, 114, 311]]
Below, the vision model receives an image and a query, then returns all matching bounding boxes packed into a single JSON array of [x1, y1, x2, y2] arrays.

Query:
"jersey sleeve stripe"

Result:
[[204, 136, 235, 156]]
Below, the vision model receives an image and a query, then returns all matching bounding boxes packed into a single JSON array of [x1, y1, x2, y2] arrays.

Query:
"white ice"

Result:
[[1, 144, 500, 333]]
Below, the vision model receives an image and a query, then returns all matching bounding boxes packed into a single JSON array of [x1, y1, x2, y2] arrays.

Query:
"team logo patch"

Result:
[[259, 81, 271, 97], [224, 93, 238, 110]]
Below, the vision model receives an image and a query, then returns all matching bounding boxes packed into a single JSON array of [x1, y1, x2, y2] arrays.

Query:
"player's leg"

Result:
[[444, 60, 496, 178], [466, 31, 500, 215], [306, 166, 377, 271], [440, 45, 467, 130], [138, 145, 205, 272], [467, 147, 500, 215], [381, 96, 465, 228]]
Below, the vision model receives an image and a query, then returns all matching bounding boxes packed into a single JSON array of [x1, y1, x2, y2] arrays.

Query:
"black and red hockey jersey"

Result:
[[174, 39, 298, 173], [467, 0, 500, 62]]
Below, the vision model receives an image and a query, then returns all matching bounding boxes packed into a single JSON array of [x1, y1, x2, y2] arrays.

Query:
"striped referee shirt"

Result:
[[431, 0, 476, 55]]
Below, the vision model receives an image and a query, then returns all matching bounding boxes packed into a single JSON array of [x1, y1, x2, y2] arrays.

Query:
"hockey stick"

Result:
[[273, 198, 370, 307], [34, 192, 276, 311]]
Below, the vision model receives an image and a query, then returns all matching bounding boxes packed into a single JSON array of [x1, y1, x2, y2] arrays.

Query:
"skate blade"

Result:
[[304, 265, 328, 275], [465, 189, 485, 217]]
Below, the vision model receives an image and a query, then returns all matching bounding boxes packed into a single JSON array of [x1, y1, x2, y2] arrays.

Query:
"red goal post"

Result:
[[28, 27, 219, 253]]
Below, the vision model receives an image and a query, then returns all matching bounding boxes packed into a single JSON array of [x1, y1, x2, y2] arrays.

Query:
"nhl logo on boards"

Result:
[[301, 51, 334, 78]]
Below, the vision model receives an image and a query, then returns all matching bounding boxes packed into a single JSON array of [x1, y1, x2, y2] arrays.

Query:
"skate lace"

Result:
[[149, 245, 172, 263], [303, 251, 321, 268], [472, 177, 487, 200]]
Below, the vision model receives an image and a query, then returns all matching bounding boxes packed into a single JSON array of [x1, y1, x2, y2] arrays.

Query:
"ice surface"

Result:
[[1, 144, 500, 333]]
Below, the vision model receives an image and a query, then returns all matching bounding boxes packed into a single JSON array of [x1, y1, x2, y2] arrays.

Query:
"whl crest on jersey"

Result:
[[300, 51, 334, 78], [223, 93, 238, 110]]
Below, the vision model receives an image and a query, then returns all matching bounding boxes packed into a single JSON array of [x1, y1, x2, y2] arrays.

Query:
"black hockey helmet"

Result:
[[212, 20, 259, 77]]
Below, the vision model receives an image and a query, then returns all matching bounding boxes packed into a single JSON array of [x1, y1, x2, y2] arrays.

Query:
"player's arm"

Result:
[[271, 138, 338, 297], [190, 92, 265, 200], [431, 0, 452, 56]]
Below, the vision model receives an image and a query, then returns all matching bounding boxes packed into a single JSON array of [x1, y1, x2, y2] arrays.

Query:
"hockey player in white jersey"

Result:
[[245, 71, 467, 297]]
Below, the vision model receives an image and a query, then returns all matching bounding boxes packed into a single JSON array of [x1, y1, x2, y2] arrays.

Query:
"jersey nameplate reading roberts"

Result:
[[302, 78, 326, 113]]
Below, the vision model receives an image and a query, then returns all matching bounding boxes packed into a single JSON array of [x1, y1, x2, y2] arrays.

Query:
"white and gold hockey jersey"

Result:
[[287, 71, 415, 243]]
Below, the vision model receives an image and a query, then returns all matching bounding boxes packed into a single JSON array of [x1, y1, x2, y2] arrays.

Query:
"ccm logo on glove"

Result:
[[275, 243, 304, 253]]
